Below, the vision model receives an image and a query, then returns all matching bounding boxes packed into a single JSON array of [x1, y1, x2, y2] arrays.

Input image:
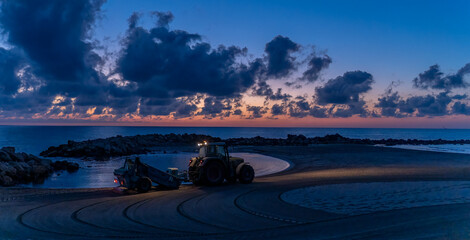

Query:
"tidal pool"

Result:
[[281, 181, 470, 215], [21, 152, 290, 189]]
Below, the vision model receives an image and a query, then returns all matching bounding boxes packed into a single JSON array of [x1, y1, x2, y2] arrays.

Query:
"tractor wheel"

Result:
[[238, 165, 254, 184], [136, 177, 152, 193], [203, 161, 225, 186]]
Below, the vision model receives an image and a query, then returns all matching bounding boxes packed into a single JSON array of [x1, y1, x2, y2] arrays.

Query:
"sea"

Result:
[[1, 126, 470, 155], [1, 126, 469, 188]]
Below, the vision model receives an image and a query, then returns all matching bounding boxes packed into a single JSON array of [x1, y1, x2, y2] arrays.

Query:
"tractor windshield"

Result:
[[198, 145, 226, 158]]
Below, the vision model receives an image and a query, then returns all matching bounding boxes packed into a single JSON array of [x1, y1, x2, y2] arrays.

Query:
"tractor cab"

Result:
[[188, 141, 254, 186], [198, 142, 229, 160]]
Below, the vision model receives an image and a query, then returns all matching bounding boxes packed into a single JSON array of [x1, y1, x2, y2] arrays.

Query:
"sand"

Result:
[[2, 144, 470, 239]]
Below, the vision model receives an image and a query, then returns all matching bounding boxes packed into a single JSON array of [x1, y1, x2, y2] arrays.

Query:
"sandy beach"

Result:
[[2, 144, 470, 239]]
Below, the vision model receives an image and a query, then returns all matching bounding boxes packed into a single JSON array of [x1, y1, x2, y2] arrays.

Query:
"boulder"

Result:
[[0, 147, 80, 186], [0, 174, 14, 186]]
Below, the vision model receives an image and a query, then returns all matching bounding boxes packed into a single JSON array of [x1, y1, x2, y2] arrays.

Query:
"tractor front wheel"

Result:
[[238, 165, 254, 184]]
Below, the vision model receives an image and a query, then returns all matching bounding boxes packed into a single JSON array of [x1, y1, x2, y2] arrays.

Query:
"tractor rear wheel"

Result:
[[238, 165, 254, 184], [203, 161, 225, 185], [137, 177, 152, 193]]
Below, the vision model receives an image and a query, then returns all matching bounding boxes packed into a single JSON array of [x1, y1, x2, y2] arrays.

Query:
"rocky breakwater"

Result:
[[226, 133, 470, 146], [40, 133, 470, 161], [40, 133, 222, 160], [0, 147, 79, 186]]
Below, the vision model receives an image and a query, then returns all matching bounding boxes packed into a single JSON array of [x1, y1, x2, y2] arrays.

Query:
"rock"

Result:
[[0, 151, 12, 162], [1, 147, 15, 154], [0, 162, 17, 176], [51, 160, 79, 173], [31, 165, 51, 182], [0, 148, 80, 186], [66, 162, 79, 172], [0, 174, 14, 186], [40, 133, 222, 159]]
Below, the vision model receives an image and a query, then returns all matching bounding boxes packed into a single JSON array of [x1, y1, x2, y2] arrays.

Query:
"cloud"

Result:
[[0, 48, 24, 95], [376, 89, 465, 117], [309, 106, 328, 118], [152, 11, 174, 27], [299, 54, 332, 82], [0, 0, 106, 97], [313, 71, 373, 117], [117, 12, 264, 118], [413, 64, 470, 90], [233, 109, 242, 115], [199, 96, 232, 118], [252, 80, 292, 102], [452, 102, 470, 115], [264, 35, 300, 78], [0, 0, 110, 118], [375, 90, 403, 117], [246, 106, 267, 119], [315, 71, 374, 105], [399, 92, 453, 117], [271, 104, 286, 115]]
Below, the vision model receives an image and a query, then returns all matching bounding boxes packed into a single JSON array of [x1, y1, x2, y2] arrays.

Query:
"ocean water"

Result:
[[0, 126, 469, 155]]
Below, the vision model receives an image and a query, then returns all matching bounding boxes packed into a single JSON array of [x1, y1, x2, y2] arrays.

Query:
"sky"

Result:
[[0, 0, 469, 128]]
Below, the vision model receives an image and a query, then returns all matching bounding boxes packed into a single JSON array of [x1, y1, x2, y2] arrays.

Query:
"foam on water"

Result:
[[281, 181, 470, 215], [385, 144, 470, 155]]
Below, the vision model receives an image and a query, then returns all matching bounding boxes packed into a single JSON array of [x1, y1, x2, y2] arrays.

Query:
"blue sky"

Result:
[[98, 0, 470, 94]]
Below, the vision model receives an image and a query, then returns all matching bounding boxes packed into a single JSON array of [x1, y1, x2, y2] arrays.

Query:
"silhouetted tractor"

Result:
[[188, 142, 255, 185]]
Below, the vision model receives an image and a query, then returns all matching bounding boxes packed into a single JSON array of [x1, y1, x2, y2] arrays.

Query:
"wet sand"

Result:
[[2, 144, 470, 239]]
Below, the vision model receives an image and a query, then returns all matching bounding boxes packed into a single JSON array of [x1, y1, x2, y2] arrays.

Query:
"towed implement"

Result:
[[114, 157, 185, 192]]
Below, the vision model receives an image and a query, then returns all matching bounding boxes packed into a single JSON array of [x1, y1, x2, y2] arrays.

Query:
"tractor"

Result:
[[188, 142, 255, 185]]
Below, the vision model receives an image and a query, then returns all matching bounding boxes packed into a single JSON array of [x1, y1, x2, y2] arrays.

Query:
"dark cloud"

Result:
[[313, 71, 373, 117], [413, 64, 470, 90], [233, 109, 242, 115], [117, 12, 264, 118], [271, 104, 286, 116], [452, 102, 470, 115], [309, 106, 328, 118], [199, 97, 232, 118], [375, 90, 403, 117], [152, 11, 174, 27], [399, 92, 453, 117], [376, 89, 465, 117], [252, 81, 291, 102], [0, 48, 24, 95], [0, 0, 110, 118], [246, 106, 267, 119], [315, 71, 374, 105], [331, 101, 368, 118], [173, 103, 198, 118], [264, 35, 300, 78], [252, 81, 273, 97], [299, 54, 332, 82], [0, 0, 106, 95]]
